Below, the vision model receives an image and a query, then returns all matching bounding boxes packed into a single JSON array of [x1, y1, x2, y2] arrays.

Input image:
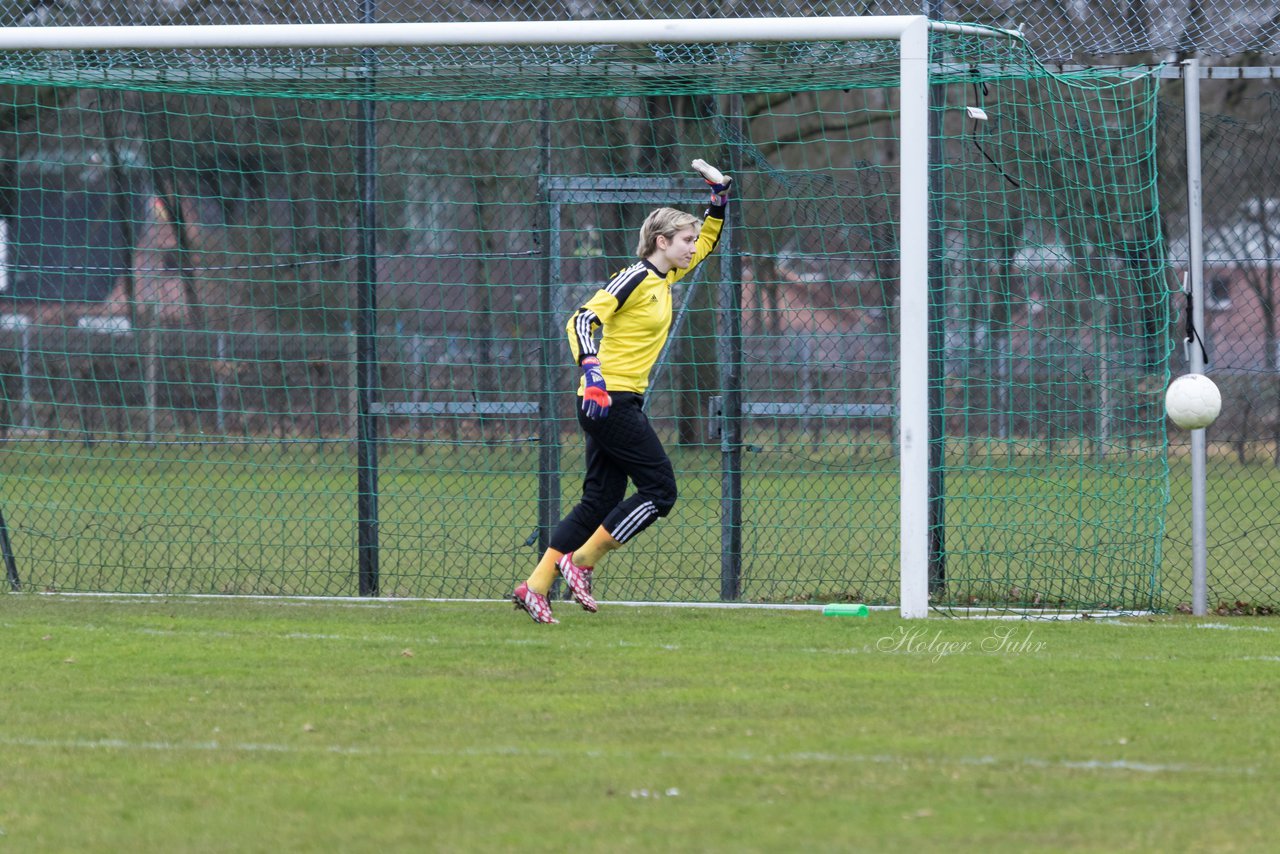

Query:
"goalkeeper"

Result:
[[513, 159, 732, 624]]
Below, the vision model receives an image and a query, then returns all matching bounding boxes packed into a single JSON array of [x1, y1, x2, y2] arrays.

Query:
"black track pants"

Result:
[[549, 392, 677, 554]]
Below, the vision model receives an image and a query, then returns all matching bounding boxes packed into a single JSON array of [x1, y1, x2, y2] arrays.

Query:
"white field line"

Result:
[[26, 592, 848, 612], [802, 646, 1276, 664], [16, 622, 684, 651], [1104, 620, 1276, 632], [12, 620, 1278, 663], [1195, 622, 1276, 632], [0, 735, 1259, 778], [38, 624, 562, 648], [21, 592, 1150, 620], [16, 621, 1276, 660]]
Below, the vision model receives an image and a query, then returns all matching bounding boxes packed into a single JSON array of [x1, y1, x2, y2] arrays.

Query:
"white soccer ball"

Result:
[[1165, 373, 1222, 430]]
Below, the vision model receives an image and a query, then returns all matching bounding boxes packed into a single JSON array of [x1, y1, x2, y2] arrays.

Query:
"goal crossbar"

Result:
[[0, 17, 1008, 51]]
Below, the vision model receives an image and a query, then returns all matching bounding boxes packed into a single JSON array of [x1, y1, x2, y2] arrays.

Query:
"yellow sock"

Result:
[[572, 526, 622, 568], [525, 548, 563, 596]]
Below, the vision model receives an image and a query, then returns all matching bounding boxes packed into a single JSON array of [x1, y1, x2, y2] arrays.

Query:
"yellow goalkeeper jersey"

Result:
[[566, 206, 725, 395]]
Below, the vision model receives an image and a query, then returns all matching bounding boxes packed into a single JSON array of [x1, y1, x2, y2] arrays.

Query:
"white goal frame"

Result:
[[0, 16, 1014, 618]]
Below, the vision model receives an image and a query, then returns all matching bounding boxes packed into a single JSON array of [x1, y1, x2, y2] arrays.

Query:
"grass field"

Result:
[[1, 595, 1275, 852]]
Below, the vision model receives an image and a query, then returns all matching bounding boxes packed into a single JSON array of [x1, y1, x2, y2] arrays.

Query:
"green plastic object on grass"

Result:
[[822, 603, 869, 618]]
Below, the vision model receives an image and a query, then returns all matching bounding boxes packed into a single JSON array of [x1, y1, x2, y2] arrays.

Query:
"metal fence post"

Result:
[[355, 3, 380, 596], [0, 505, 19, 591], [718, 109, 744, 600], [1184, 57, 1209, 616], [536, 102, 561, 556]]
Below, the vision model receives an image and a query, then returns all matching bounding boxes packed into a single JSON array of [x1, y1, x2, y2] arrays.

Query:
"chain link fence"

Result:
[[1, 5, 1279, 609], [1159, 81, 1280, 613]]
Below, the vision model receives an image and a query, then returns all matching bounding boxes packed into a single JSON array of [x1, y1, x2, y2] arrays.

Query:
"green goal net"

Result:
[[0, 21, 1169, 612]]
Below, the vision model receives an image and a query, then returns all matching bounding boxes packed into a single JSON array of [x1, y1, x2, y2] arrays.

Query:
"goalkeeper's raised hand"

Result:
[[580, 356, 611, 420], [692, 158, 733, 205]]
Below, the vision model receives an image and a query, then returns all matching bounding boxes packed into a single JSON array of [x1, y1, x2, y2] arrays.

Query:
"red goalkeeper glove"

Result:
[[580, 356, 611, 420]]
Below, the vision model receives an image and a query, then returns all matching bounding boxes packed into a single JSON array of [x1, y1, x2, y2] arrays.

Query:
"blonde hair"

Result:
[[635, 207, 701, 258]]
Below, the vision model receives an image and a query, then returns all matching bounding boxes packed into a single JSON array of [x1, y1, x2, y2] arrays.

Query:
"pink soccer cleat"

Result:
[[512, 582, 558, 624], [557, 553, 598, 613]]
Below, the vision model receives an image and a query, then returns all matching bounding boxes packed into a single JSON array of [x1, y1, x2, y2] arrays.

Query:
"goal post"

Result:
[[898, 20, 931, 619], [0, 17, 1167, 616]]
